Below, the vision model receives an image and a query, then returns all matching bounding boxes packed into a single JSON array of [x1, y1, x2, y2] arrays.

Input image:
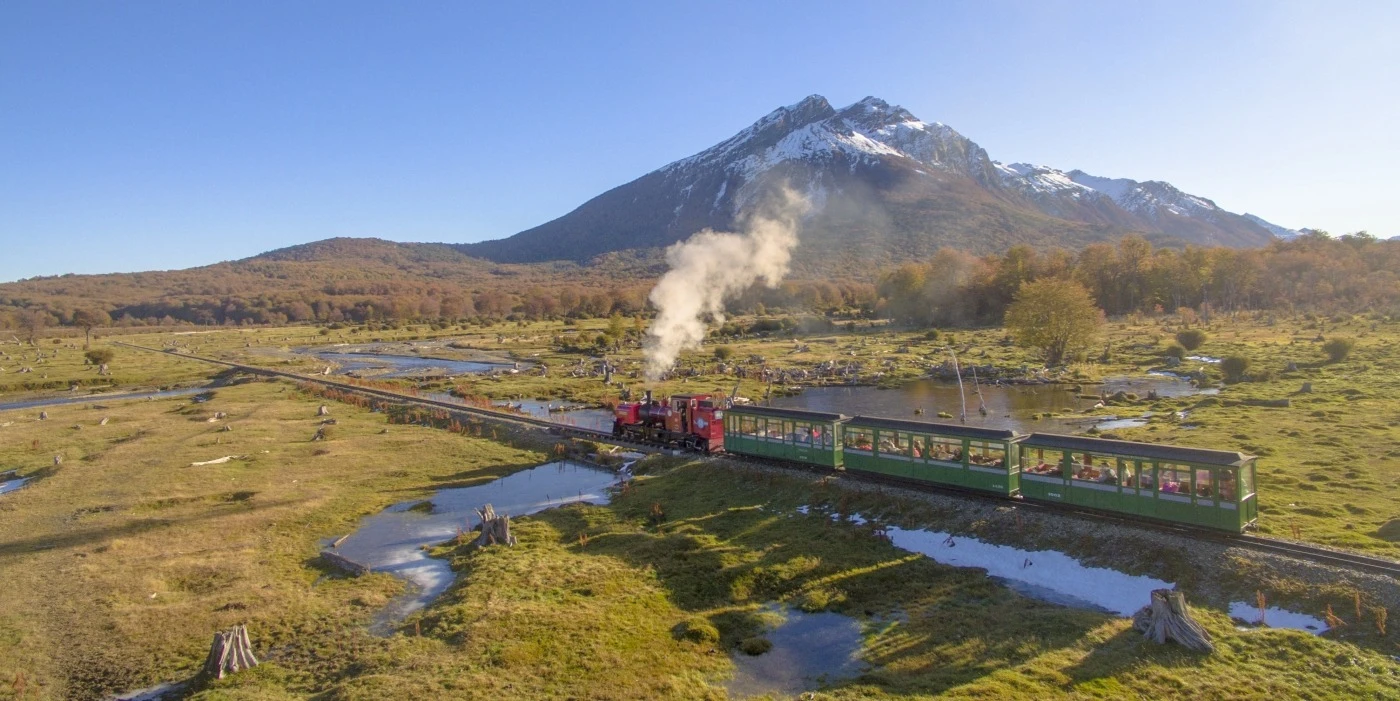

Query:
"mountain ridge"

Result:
[[461, 95, 1287, 266]]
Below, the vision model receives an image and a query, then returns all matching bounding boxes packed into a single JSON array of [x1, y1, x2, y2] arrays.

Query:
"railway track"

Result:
[[116, 342, 1400, 578]]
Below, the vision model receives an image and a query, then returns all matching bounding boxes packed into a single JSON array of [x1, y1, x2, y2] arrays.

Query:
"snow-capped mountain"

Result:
[[463, 95, 1281, 268]]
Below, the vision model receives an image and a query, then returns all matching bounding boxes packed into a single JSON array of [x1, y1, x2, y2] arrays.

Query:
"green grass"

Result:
[[4, 318, 1400, 699], [2, 376, 1398, 700]]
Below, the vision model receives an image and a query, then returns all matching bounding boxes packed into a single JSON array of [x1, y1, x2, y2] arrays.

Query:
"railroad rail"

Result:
[[114, 342, 1400, 578]]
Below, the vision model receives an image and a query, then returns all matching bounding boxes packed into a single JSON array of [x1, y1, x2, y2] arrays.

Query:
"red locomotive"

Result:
[[612, 391, 728, 452]]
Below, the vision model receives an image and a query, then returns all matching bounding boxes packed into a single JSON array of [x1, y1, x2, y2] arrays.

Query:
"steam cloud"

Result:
[[643, 187, 810, 381]]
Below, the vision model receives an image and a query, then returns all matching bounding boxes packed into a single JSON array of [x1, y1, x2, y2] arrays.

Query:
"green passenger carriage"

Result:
[[722, 405, 847, 467], [839, 416, 1022, 495], [1019, 433, 1257, 532]]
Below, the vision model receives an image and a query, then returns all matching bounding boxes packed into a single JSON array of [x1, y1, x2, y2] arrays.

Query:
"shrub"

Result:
[[85, 348, 115, 365], [1321, 337, 1355, 363], [1221, 355, 1251, 383], [739, 637, 773, 655], [713, 345, 734, 362], [675, 617, 720, 645], [1175, 329, 1208, 351], [1164, 343, 1187, 360]]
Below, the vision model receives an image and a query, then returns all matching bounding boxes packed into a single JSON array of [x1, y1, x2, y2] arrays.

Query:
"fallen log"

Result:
[[1132, 589, 1214, 652], [319, 549, 370, 576], [202, 624, 258, 679]]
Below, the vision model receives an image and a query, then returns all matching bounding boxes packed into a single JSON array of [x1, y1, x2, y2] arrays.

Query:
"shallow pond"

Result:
[[329, 461, 617, 634], [883, 524, 1171, 616], [0, 386, 207, 413], [765, 375, 1209, 434], [1228, 601, 1328, 633], [309, 350, 517, 378], [794, 506, 1327, 633], [491, 399, 615, 432], [727, 605, 865, 699], [0, 477, 31, 495]]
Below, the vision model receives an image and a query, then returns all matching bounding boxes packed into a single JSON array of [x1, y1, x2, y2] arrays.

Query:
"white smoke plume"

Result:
[[644, 187, 810, 381]]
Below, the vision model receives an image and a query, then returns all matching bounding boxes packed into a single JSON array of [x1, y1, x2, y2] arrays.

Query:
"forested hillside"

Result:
[[1, 232, 1394, 337]]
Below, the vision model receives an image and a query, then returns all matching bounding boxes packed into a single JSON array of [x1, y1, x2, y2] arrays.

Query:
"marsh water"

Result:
[[727, 605, 866, 699], [0, 476, 31, 496], [309, 350, 517, 378], [0, 386, 207, 413], [328, 461, 617, 634], [766, 374, 1212, 434]]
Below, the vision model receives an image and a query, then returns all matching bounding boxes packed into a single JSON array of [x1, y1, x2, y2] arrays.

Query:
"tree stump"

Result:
[[1132, 589, 1214, 652], [317, 405, 330, 416], [475, 504, 516, 547], [311, 427, 326, 441], [39, 411, 48, 420], [202, 625, 258, 679]]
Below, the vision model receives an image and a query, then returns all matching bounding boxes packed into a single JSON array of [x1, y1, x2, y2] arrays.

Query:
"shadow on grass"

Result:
[[532, 462, 1134, 695], [0, 497, 304, 559]]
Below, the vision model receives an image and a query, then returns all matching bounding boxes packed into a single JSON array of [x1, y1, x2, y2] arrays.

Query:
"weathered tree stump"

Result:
[[39, 411, 48, 420], [475, 504, 516, 547], [317, 405, 330, 416], [1132, 589, 1214, 652], [202, 625, 258, 679], [311, 427, 326, 441]]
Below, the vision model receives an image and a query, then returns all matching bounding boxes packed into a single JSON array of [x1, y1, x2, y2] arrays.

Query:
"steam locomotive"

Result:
[[611, 391, 728, 452]]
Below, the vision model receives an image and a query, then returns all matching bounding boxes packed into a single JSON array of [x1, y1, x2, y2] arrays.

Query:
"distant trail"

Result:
[[114, 342, 1400, 579]]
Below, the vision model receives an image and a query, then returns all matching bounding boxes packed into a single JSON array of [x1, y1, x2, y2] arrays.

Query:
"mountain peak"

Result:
[[464, 94, 1283, 265]]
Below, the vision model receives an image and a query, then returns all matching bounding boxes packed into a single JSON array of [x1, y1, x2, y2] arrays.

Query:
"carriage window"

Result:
[[1240, 463, 1255, 497], [844, 428, 873, 452], [764, 419, 785, 441], [1219, 468, 1237, 502], [1071, 453, 1116, 484], [810, 425, 828, 449], [1119, 460, 1137, 488], [739, 416, 757, 435], [1157, 464, 1190, 494], [878, 431, 908, 456], [1194, 469, 1215, 500], [1023, 448, 1064, 476], [927, 437, 963, 463], [969, 441, 1006, 468], [793, 422, 812, 445]]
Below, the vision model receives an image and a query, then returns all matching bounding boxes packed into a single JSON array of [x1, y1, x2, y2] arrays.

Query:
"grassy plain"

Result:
[[1, 315, 1398, 698], [1, 378, 1397, 700], [10, 312, 1399, 555]]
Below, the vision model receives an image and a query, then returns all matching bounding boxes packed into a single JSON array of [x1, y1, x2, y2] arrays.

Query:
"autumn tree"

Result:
[[71, 308, 109, 349], [1004, 279, 1104, 366], [18, 309, 50, 344]]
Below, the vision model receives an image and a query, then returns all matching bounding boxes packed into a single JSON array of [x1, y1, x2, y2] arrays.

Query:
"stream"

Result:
[[328, 461, 618, 634], [0, 386, 207, 413]]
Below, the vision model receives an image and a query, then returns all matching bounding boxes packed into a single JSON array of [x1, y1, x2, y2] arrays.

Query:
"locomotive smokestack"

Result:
[[643, 186, 809, 382]]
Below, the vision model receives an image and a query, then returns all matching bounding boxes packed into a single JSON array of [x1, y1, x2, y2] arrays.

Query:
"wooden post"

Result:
[[202, 625, 259, 679]]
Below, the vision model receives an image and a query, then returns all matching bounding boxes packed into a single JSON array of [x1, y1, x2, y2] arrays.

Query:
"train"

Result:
[[614, 396, 1258, 533]]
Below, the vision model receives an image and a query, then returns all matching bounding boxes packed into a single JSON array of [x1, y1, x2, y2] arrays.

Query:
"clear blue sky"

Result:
[[3, 1, 1397, 282]]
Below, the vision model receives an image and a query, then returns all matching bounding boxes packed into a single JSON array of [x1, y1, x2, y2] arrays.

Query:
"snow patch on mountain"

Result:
[[1242, 213, 1302, 239]]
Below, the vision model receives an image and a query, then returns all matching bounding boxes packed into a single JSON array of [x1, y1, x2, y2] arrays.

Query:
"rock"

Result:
[[1299, 382, 1312, 394]]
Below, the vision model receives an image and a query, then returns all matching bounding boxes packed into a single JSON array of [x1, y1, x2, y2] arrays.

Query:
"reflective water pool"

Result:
[[329, 461, 618, 634]]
